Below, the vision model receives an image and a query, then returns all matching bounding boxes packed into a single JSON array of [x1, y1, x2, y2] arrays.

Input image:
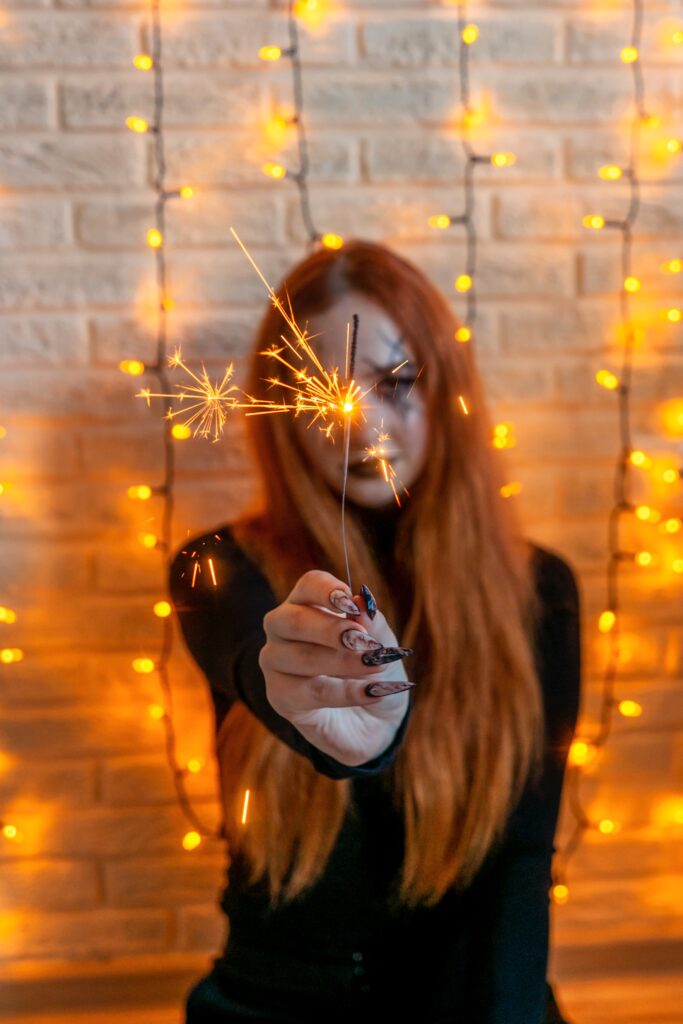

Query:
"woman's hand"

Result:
[[259, 570, 414, 767]]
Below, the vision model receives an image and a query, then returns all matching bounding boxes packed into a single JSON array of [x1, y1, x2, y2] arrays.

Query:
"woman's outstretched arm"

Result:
[[168, 527, 413, 780]]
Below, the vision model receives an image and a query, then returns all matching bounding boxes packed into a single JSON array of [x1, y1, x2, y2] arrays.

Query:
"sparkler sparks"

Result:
[[362, 425, 409, 508], [137, 349, 241, 443]]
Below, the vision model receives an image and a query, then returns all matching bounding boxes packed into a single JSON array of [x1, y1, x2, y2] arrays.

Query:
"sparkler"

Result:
[[136, 229, 408, 591]]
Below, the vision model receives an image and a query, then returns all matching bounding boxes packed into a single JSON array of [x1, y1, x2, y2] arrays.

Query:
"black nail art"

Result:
[[341, 629, 384, 653], [361, 646, 413, 666], [359, 584, 377, 620], [365, 680, 415, 697], [329, 589, 362, 615]]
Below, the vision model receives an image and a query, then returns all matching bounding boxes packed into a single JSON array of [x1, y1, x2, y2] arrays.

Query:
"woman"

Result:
[[169, 240, 581, 1024]]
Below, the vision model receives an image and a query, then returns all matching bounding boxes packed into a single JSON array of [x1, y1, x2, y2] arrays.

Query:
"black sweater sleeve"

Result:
[[168, 527, 412, 781], [464, 546, 582, 1024]]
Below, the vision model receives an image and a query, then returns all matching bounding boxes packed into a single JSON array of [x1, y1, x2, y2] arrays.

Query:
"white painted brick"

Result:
[[566, 15, 683, 65], [0, 136, 145, 188], [0, 909, 169, 959], [360, 13, 558, 67], [500, 300, 613, 353], [0, 860, 98, 911], [61, 74, 267, 130], [164, 131, 357, 186], [101, 755, 217, 806], [76, 191, 285, 249], [0, 254, 149, 311], [0, 199, 70, 250], [106, 854, 224, 906], [487, 69, 663, 123], [0, 709, 162, 760], [0, 543, 89, 598], [286, 186, 491, 245], [299, 70, 457, 126], [176, 904, 227, 953], [364, 130, 561, 183], [0, 79, 52, 129], [0, 761, 96, 807], [154, 14, 355, 67], [0, 14, 138, 68], [0, 316, 88, 366]]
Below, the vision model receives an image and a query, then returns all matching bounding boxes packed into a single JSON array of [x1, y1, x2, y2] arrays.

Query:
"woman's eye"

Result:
[[376, 376, 417, 397]]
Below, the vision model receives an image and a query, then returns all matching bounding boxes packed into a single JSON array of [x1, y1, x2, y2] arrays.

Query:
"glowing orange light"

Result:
[[461, 24, 479, 45], [126, 116, 149, 134], [242, 789, 250, 824], [596, 369, 619, 390], [618, 699, 643, 718], [120, 359, 145, 376], [133, 53, 153, 71], [583, 215, 605, 230], [182, 831, 201, 851], [321, 233, 344, 250], [455, 274, 472, 292], [455, 327, 472, 343], [428, 214, 452, 229], [598, 610, 616, 633]]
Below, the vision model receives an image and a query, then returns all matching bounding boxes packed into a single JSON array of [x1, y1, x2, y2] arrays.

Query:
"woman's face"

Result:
[[292, 291, 429, 509]]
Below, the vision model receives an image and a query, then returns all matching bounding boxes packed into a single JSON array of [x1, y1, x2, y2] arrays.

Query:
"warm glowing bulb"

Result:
[[598, 610, 616, 633], [635, 504, 653, 521], [664, 517, 681, 533], [455, 274, 472, 292], [672, 29, 683, 45], [455, 327, 472, 342], [636, 550, 653, 566], [162, 296, 174, 311], [3, 824, 18, 840], [662, 258, 682, 274], [138, 532, 158, 549], [0, 606, 17, 624], [179, 186, 194, 199], [551, 883, 569, 904], [599, 164, 623, 181], [595, 369, 619, 390], [294, 0, 321, 21], [491, 152, 516, 167], [126, 116, 149, 134], [147, 228, 163, 249], [133, 657, 155, 674], [662, 468, 678, 483], [500, 481, 522, 498], [618, 699, 643, 718], [182, 830, 202, 851], [461, 24, 479, 44], [0, 426, 6, 438], [673, 559, 683, 574], [119, 359, 145, 376], [665, 308, 682, 323], [624, 276, 640, 292], [598, 818, 620, 835], [186, 758, 204, 774], [259, 45, 283, 61], [128, 484, 153, 500], [171, 424, 192, 440], [568, 740, 597, 767], [0, 648, 23, 664], [629, 450, 650, 468], [428, 214, 452, 229], [148, 704, 165, 720], [263, 162, 286, 179], [666, 138, 682, 154], [154, 601, 172, 618], [321, 233, 344, 250], [621, 46, 639, 63], [133, 53, 153, 71], [582, 214, 605, 230]]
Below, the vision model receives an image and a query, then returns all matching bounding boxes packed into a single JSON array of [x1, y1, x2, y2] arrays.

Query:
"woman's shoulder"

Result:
[[168, 521, 268, 610], [527, 540, 580, 616]]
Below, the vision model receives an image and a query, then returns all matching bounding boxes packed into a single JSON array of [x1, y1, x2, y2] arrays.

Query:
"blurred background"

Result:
[[0, 0, 682, 1021]]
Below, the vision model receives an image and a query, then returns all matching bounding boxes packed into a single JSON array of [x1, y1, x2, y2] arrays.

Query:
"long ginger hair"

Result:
[[217, 239, 545, 909]]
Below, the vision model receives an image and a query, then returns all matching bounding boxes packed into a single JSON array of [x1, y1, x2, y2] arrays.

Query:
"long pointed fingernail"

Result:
[[329, 589, 362, 615], [361, 646, 413, 666], [365, 680, 415, 697], [359, 584, 377, 620], [341, 629, 384, 653]]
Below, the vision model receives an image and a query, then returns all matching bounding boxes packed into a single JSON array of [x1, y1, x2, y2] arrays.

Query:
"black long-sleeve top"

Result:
[[169, 516, 581, 1024]]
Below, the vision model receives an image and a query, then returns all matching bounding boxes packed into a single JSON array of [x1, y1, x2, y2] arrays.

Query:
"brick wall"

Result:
[[1, 0, 682, 1007]]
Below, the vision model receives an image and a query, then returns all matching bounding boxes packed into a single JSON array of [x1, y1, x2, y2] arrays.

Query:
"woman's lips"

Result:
[[348, 461, 383, 478]]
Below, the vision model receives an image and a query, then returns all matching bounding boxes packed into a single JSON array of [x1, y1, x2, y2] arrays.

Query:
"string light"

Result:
[[554, 0, 683, 903], [427, 3, 517, 348], [124, 0, 221, 847], [258, 1, 331, 246], [0, 426, 21, 847]]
